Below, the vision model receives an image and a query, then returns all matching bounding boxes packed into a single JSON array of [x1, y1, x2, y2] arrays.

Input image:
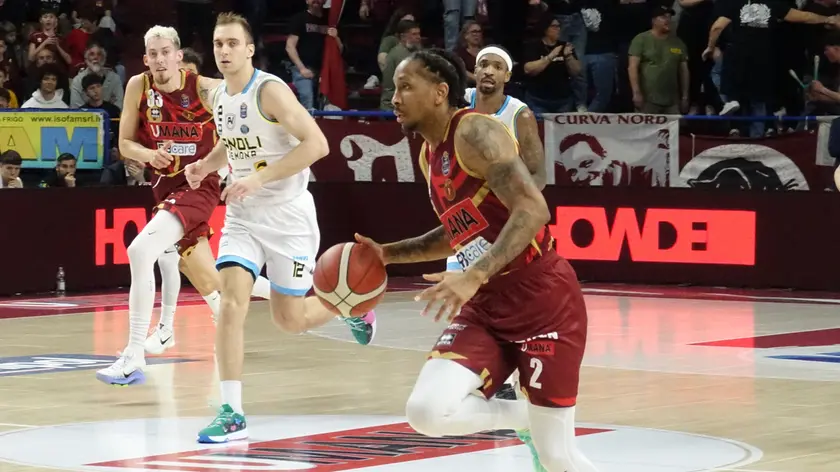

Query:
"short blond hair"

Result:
[[144, 25, 181, 50], [215, 12, 254, 44]]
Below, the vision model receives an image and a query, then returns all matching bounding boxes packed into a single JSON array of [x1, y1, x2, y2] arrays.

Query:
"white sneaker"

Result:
[[144, 323, 175, 355], [95, 347, 147, 386], [364, 75, 380, 89], [720, 100, 740, 116]]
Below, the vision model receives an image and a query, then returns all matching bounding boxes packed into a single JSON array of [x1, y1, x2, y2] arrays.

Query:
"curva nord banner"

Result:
[[309, 116, 836, 190], [529, 113, 678, 187], [3, 185, 840, 296]]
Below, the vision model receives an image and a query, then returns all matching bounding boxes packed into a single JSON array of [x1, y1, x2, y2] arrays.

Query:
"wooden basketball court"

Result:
[[0, 281, 838, 471]]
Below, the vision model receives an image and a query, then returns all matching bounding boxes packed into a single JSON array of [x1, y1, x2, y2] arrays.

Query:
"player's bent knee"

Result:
[[269, 293, 307, 334], [405, 391, 446, 437]]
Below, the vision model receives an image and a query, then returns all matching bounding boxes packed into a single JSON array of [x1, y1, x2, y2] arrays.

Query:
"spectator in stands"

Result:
[[0, 37, 20, 86], [39, 152, 76, 187], [100, 157, 149, 186], [581, 0, 619, 113], [377, 9, 415, 71], [28, 8, 71, 67], [0, 150, 23, 189], [629, 6, 689, 114], [0, 68, 19, 107], [22, 62, 67, 108], [705, 1, 840, 138], [443, 0, 477, 51], [615, 0, 661, 112], [380, 19, 421, 110], [523, 16, 581, 114], [70, 42, 122, 109], [80, 73, 119, 118], [806, 32, 840, 112], [287, 0, 343, 110], [64, 8, 104, 74], [0, 88, 12, 108], [547, 0, 588, 112], [179, 47, 202, 75], [455, 20, 483, 86], [2, 21, 25, 78], [33, 46, 55, 68], [676, 0, 718, 116]]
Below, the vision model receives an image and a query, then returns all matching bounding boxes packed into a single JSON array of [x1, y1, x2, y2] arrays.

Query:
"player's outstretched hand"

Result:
[[416, 271, 482, 322], [150, 140, 174, 169], [184, 160, 206, 189], [221, 174, 261, 203], [354, 233, 388, 265]]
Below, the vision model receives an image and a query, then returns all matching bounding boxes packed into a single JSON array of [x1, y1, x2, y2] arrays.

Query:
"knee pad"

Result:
[[405, 391, 445, 437]]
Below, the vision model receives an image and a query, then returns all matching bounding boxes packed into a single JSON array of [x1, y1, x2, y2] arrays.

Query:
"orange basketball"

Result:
[[313, 242, 387, 318]]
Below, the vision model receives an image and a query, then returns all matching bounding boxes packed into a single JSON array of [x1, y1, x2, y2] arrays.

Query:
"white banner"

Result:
[[543, 113, 680, 186], [815, 115, 838, 168]]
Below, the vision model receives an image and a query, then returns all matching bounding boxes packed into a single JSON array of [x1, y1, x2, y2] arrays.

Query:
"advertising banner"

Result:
[[0, 110, 108, 169]]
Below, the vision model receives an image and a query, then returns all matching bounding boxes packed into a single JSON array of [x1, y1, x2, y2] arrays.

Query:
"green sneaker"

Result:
[[197, 404, 249, 443], [341, 310, 376, 346], [516, 429, 547, 472]]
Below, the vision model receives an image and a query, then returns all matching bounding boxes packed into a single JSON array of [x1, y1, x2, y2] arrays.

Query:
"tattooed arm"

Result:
[[380, 226, 453, 264], [454, 114, 551, 282], [198, 76, 222, 112], [515, 108, 546, 190]]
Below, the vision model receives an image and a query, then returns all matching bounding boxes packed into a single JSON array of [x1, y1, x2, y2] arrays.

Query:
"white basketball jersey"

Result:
[[464, 88, 528, 138], [213, 69, 308, 204]]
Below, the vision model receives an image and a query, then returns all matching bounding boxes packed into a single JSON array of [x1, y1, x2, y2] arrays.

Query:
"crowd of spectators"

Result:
[[4, 0, 840, 188]]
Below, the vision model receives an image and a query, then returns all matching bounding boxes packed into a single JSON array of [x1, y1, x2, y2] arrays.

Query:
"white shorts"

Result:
[[216, 191, 320, 296], [445, 255, 461, 272]]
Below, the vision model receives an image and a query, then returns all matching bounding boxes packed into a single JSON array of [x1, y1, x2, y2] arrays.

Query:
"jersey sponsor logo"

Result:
[[226, 113, 235, 130], [454, 236, 491, 271], [147, 122, 203, 141], [240, 102, 248, 118], [442, 179, 456, 201], [441, 198, 490, 247], [0, 354, 193, 377], [520, 341, 555, 356], [241, 124, 249, 134], [180, 94, 190, 108], [146, 107, 162, 123], [158, 142, 197, 156], [224, 136, 264, 160], [441, 151, 451, 175], [436, 332, 457, 347], [519, 331, 559, 343]]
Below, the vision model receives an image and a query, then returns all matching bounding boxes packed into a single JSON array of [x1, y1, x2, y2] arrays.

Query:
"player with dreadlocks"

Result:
[[354, 49, 599, 472]]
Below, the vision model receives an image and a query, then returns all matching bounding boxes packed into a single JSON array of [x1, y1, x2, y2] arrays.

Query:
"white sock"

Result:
[[529, 404, 600, 472], [251, 276, 271, 300], [157, 245, 181, 328], [203, 291, 221, 322], [126, 211, 184, 356], [221, 380, 244, 414]]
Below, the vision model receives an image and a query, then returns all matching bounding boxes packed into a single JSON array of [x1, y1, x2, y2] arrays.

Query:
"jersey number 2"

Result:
[[147, 90, 163, 108], [529, 358, 543, 390]]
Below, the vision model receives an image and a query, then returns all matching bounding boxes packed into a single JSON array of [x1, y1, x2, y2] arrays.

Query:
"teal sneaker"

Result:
[[516, 429, 547, 472], [342, 311, 376, 345], [197, 404, 248, 443]]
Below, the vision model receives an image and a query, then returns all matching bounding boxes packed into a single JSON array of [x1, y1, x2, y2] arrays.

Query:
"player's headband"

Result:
[[476, 46, 513, 72]]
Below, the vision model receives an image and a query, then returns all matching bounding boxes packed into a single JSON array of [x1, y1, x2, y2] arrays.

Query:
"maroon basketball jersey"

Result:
[[136, 70, 217, 201], [420, 109, 554, 277]]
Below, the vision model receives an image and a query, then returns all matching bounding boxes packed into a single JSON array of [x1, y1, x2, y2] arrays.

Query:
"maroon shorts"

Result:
[[153, 177, 221, 255], [429, 250, 588, 408]]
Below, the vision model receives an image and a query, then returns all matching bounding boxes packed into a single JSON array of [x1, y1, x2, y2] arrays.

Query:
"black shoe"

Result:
[[494, 383, 517, 400]]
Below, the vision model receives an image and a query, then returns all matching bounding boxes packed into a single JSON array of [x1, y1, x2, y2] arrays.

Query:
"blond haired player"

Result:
[[95, 25, 277, 385], [185, 13, 377, 443]]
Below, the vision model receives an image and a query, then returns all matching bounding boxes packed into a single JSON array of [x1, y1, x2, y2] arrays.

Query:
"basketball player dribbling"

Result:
[[355, 49, 599, 472], [95, 25, 278, 385], [184, 13, 376, 443], [447, 45, 546, 401]]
